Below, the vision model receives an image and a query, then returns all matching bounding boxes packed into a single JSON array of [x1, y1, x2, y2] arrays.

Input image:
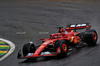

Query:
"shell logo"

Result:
[[74, 38, 78, 44], [70, 36, 78, 44]]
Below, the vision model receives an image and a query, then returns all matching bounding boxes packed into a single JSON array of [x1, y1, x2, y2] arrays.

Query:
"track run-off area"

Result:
[[0, 38, 15, 61]]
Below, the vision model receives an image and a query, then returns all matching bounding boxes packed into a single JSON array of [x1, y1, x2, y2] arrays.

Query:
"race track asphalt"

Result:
[[0, 0, 100, 66]]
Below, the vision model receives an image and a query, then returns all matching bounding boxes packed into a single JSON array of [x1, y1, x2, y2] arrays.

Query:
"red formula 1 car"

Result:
[[17, 23, 98, 60]]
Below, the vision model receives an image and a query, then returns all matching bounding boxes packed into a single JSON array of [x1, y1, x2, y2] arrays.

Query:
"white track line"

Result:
[[0, 38, 15, 61]]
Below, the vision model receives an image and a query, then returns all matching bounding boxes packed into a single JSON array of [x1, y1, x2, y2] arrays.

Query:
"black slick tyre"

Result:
[[83, 29, 98, 46], [23, 43, 36, 56], [54, 40, 68, 57]]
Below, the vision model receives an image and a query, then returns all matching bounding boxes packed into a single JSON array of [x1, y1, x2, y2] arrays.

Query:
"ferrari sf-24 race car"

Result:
[[17, 23, 98, 60]]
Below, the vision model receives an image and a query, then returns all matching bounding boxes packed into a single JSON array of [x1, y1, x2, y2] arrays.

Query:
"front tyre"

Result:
[[54, 40, 68, 57], [23, 42, 36, 56]]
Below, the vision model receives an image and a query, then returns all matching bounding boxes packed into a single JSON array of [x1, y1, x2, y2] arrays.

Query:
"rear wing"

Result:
[[66, 23, 91, 32]]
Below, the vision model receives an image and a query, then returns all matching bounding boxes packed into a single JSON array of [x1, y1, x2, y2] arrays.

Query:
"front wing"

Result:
[[17, 50, 57, 59]]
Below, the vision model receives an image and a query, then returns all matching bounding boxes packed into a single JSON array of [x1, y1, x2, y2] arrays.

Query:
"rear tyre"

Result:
[[83, 29, 98, 46], [23, 43, 36, 56], [54, 40, 68, 57]]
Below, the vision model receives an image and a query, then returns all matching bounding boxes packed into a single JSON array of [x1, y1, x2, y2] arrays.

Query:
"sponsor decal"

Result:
[[40, 46, 44, 48], [70, 37, 74, 42], [74, 38, 78, 44], [28, 53, 33, 56], [41, 52, 50, 55]]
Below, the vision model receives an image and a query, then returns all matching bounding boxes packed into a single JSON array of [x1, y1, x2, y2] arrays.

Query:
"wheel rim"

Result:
[[93, 33, 97, 40], [62, 43, 67, 52], [57, 47, 61, 54]]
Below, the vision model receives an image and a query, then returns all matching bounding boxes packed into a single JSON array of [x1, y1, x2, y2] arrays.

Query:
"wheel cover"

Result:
[[93, 33, 97, 40], [57, 47, 61, 54], [62, 43, 67, 52]]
